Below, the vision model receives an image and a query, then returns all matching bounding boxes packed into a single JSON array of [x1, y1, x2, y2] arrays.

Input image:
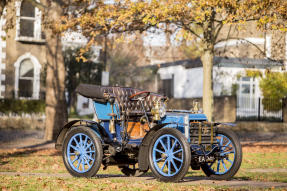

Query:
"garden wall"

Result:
[[167, 96, 236, 122]]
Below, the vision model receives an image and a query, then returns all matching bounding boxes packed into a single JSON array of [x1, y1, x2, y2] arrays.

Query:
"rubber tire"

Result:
[[201, 127, 242, 180], [62, 126, 103, 177], [119, 165, 148, 177], [148, 128, 191, 182]]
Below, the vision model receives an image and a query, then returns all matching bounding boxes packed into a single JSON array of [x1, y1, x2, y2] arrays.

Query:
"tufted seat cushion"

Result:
[[76, 84, 165, 115]]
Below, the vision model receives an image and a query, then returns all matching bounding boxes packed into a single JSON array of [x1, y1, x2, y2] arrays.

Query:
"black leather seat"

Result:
[[76, 84, 165, 115]]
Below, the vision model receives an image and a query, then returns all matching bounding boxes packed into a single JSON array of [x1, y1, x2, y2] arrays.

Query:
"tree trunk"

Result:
[[44, 1, 68, 140], [201, 49, 214, 121]]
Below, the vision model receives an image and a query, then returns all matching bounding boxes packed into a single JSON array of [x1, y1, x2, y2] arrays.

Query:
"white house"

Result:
[[157, 57, 284, 121]]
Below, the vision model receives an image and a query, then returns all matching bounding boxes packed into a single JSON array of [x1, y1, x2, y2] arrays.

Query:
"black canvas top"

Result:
[[76, 84, 109, 100]]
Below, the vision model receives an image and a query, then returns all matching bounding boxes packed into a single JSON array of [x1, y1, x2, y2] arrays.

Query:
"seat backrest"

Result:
[[104, 87, 164, 113], [76, 84, 165, 113]]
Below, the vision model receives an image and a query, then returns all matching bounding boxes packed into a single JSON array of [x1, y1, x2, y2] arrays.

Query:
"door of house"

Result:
[[237, 77, 260, 118]]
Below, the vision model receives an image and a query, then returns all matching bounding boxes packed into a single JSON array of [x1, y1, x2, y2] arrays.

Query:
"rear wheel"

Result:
[[201, 128, 242, 180], [148, 128, 191, 182], [62, 126, 103, 177]]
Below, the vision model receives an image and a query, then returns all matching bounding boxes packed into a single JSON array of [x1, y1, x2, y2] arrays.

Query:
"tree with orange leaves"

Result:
[[61, 0, 286, 121]]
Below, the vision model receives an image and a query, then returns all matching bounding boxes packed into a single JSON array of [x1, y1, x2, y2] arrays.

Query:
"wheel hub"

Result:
[[166, 151, 173, 161]]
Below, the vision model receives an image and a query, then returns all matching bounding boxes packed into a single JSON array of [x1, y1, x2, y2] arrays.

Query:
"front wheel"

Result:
[[62, 126, 103, 177], [148, 128, 191, 182], [201, 127, 242, 180]]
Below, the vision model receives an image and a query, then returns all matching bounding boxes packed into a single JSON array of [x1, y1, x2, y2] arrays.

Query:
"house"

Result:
[[155, 30, 287, 121], [0, 0, 46, 100], [157, 57, 283, 99], [0, 0, 101, 116]]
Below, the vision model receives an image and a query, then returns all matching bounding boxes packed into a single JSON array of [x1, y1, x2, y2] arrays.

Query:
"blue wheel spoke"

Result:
[[84, 157, 91, 168], [168, 160, 171, 175], [171, 159, 178, 171], [71, 157, 78, 164], [173, 156, 183, 162], [83, 136, 88, 148], [220, 150, 235, 156], [167, 136, 170, 151], [173, 148, 183, 155], [155, 149, 165, 154], [85, 142, 93, 150], [161, 159, 168, 171], [223, 140, 231, 148], [70, 145, 78, 151], [85, 154, 94, 162], [227, 158, 234, 165], [217, 160, 220, 172], [222, 160, 227, 171], [156, 157, 163, 162], [82, 158, 85, 172], [77, 158, 82, 169], [171, 140, 178, 152], [73, 137, 80, 148], [159, 140, 168, 152], [79, 135, 83, 147], [220, 136, 224, 146], [221, 146, 233, 151], [69, 153, 76, 156]]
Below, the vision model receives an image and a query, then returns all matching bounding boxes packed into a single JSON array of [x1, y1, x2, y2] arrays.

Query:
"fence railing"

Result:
[[236, 96, 283, 122]]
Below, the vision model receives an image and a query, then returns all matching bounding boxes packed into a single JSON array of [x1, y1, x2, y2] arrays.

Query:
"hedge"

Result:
[[0, 99, 45, 114]]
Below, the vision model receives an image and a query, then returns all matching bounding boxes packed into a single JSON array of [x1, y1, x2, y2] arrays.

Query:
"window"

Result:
[[82, 99, 90, 109], [162, 79, 174, 98], [14, 53, 41, 99], [20, 0, 35, 37], [160, 75, 174, 98], [19, 59, 34, 97], [15, 0, 44, 42]]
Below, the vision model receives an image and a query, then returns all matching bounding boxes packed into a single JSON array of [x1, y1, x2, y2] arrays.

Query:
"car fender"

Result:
[[55, 119, 111, 150], [138, 123, 170, 171]]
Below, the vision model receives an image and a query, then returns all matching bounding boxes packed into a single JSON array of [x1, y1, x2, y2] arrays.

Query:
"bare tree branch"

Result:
[[26, 0, 47, 10], [214, 22, 223, 42], [222, 25, 232, 53], [216, 37, 279, 62], [178, 22, 203, 40]]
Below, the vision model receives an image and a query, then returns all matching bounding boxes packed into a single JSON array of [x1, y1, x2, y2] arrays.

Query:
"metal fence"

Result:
[[236, 96, 283, 122]]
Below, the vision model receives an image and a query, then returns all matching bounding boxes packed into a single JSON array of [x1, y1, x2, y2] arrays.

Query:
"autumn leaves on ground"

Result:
[[1, 143, 287, 190]]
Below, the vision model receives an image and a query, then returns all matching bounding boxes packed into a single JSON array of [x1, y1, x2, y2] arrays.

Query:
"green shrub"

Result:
[[260, 72, 287, 111], [0, 99, 45, 114]]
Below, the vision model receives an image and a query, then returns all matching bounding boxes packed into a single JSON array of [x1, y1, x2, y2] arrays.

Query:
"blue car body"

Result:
[[92, 99, 207, 145]]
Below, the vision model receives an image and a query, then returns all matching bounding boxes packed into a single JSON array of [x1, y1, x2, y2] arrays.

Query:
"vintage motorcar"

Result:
[[55, 84, 242, 182]]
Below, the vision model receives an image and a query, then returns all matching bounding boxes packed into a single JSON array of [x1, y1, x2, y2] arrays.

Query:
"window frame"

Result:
[[14, 53, 41, 100], [15, 0, 45, 43]]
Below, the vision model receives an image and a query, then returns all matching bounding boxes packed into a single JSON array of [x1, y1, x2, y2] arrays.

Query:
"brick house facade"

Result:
[[0, 0, 47, 100]]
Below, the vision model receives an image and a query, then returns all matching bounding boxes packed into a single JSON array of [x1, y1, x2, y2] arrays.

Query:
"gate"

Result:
[[236, 96, 283, 122]]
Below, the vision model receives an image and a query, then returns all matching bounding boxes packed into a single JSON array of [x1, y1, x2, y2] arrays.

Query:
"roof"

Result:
[[157, 57, 283, 69]]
